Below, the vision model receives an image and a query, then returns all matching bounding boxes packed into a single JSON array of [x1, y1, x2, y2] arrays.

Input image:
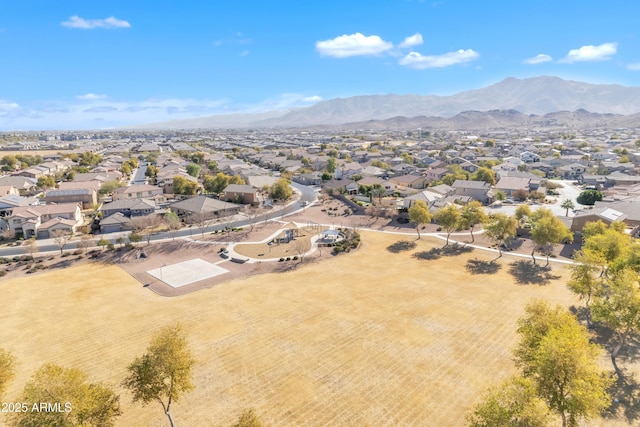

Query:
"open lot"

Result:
[[0, 231, 630, 426]]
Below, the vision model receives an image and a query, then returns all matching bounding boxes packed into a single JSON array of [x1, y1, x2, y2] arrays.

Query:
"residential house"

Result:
[[8, 202, 83, 238], [495, 177, 531, 197], [0, 194, 39, 217], [44, 188, 98, 209], [113, 184, 164, 201], [169, 195, 243, 221], [0, 176, 37, 194], [451, 180, 491, 204], [520, 151, 541, 163], [293, 172, 323, 186], [425, 168, 449, 182], [0, 186, 19, 196], [101, 199, 156, 218], [403, 189, 444, 209], [222, 184, 260, 205], [389, 174, 429, 189]]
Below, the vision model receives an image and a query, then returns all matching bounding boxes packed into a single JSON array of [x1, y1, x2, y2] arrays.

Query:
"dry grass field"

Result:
[[0, 149, 73, 158], [0, 232, 629, 426]]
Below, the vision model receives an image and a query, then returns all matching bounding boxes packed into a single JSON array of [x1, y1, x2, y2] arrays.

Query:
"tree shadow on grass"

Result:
[[603, 368, 640, 424], [507, 260, 560, 285], [386, 240, 417, 253], [413, 243, 473, 261], [465, 258, 502, 275]]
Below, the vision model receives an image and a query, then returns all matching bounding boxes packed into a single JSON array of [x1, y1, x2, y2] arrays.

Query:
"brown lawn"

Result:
[[0, 232, 630, 426]]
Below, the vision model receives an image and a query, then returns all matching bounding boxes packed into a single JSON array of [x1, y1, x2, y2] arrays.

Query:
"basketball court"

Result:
[[147, 258, 229, 288]]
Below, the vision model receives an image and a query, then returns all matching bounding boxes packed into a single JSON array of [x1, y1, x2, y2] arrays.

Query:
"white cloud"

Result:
[[316, 33, 393, 58], [626, 63, 640, 71], [399, 33, 424, 48], [399, 49, 479, 69], [303, 95, 323, 103], [239, 50, 249, 57], [0, 100, 21, 111], [560, 42, 617, 63], [523, 54, 552, 64], [61, 16, 131, 29], [76, 93, 108, 100]]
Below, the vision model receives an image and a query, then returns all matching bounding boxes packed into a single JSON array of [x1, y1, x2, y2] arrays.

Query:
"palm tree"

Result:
[[561, 199, 575, 217]]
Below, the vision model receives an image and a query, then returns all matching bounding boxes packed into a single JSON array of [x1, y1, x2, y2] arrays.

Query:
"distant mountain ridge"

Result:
[[132, 76, 640, 130]]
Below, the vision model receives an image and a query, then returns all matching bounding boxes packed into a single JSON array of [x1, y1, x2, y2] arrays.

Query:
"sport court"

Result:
[[147, 258, 229, 288]]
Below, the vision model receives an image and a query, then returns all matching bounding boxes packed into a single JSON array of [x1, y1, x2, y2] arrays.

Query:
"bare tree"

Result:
[[76, 234, 94, 254], [130, 214, 162, 245], [50, 229, 71, 255], [293, 237, 309, 264], [164, 212, 182, 241], [22, 237, 39, 262], [189, 213, 212, 238], [247, 207, 263, 232]]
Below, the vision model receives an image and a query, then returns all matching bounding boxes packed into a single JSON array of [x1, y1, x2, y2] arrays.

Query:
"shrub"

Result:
[[0, 270, 6, 277], [333, 246, 343, 254], [279, 257, 284, 262], [293, 256, 299, 260], [61, 253, 71, 258], [73, 249, 83, 255], [285, 257, 291, 261], [107, 243, 115, 250]]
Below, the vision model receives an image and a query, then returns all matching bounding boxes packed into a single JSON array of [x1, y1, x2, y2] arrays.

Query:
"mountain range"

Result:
[[133, 76, 640, 130]]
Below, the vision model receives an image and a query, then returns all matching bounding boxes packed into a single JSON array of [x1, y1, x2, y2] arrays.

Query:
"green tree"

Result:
[[0, 348, 15, 398], [434, 204, 461, 246], [326, 157, 337, 174], [529, 208, 573, 265], [1, 154, 17, 169], [472, 167, 496, 185], [122, 323, 195, 427], [467, 376, 551, 427], [230, 409, 263, 427], [97, 238, 110, 251], [128, 232, 142, 246], [560, 199, 575, 217], [408, 200, 432, 240], [514, 301, 612, 427], [12, 363, 121, 427], [591, 268, 640, 376], [36, 175, 56, 189], [270, 177, 293, 201], [203, 173, 230, 194], [191, 151, 206, 164], [483, 213, 517, 258], [172, 176, 198, 195], [461, 200, 487, 243], [186, 163, 201, 178], [582, 223, 631, 276], [99, 180, 124, 196], [229, 174, 246, 185], [145, 165, 159, 180], [78, 151, 102, 167], [567, 250, 603, 328], [577, 189, 603, 206]]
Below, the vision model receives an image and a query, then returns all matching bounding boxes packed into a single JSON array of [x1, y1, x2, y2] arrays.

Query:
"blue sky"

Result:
[[1, 0, 639, 130]]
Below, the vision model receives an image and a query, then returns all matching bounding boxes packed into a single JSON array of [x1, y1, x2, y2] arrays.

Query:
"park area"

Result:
[[0, 231, 635, 426]]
